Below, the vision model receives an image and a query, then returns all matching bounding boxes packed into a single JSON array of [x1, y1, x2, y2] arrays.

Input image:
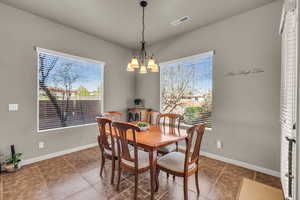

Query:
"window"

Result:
[[160, 51, 213, 127], [37, 48, 104, 132]]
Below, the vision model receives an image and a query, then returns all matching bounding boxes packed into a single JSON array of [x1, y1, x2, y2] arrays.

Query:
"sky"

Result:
[[160, 55, 213, 95], [40, 53, 103, 91]]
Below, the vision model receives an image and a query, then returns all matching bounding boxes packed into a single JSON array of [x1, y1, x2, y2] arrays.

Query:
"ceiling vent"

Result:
[[170, 16, 191, 26]]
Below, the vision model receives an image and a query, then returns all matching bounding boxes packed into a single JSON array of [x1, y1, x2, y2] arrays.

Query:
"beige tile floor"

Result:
[[0, 147, 282, 200]]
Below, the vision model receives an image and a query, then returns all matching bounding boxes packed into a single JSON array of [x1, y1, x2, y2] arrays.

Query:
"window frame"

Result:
[[36, 47, 105, 133], [159, 50, 214, 130]]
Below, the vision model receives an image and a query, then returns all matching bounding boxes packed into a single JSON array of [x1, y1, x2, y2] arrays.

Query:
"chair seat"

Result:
[[158, 143, 177, 153], [157, 152, 196, 173], [122, 150, 150, 169]]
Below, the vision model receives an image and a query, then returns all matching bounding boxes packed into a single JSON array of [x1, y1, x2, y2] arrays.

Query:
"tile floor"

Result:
[[0, 147, 282, 200]]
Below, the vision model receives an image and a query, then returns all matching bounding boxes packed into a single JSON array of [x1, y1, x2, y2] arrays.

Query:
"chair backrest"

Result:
[[184, 123, 206, 171], [101, 111, 123, 121], [146, 111, 160, 125], [112, 121, 141, 169], [96, 117, 115, 155], [159, 113, 182, 129]]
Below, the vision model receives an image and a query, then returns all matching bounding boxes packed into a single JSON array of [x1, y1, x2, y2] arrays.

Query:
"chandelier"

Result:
[[127, 0, 159, 73]]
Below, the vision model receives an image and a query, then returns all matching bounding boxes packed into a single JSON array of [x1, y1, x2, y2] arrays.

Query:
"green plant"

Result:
[[184, 106, 204, 114], [136, 122, 149, 127], [6, 152, 22, 169]]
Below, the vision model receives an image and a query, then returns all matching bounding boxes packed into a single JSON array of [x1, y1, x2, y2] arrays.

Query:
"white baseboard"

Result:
[[22, 143, 98, 166], [200, 151, 280, 177], [22, 143, 280, 178]]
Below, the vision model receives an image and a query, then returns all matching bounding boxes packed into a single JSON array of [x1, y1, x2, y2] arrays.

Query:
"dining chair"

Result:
[[101, 111, 123, 121], [96, 117, 117, 184], [155, 123, 206, 200], [112, 121, 150, 200], [146, 111, 160, 125], [157, 113, 183, 154]]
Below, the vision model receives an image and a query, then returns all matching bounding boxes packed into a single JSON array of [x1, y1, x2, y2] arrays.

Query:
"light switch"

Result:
[[8, 104, 18, 112]]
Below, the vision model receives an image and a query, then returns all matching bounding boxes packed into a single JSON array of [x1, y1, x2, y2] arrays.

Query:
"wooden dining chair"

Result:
[[146, 111, 160, 125], [96, 117, 118, 184], [101, 111, 123, 121], [155, 123, 206, 200], [112, 121, 150, 200], [157, 113, 183, 154]]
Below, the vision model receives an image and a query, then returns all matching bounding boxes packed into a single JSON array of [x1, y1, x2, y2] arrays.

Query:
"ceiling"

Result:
[[0, 0, 277, 50]]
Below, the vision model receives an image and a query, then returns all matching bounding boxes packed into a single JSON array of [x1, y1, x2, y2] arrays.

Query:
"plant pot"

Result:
[[3, 163, 16, 173], [3, 163, 21, 173]]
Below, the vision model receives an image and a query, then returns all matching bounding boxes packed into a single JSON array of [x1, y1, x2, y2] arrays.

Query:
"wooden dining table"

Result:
[[112, 124, 187, 200]]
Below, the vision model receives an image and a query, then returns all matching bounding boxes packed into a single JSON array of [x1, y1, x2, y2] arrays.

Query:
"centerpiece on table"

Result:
[[136, 122, 150, 131]]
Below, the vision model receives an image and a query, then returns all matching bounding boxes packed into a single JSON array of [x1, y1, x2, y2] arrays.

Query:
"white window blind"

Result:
[[37, 48, 105, 132], [280, 0, 298, 199]]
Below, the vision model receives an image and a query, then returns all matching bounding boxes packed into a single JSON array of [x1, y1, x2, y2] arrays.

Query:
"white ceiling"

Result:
[[0, 0, 277, 49]]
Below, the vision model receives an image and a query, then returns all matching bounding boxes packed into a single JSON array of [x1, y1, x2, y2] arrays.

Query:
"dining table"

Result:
[[112, 123, 188, 200]]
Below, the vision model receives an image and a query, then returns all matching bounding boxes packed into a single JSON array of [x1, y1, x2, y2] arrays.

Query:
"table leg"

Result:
[[149, 149, 157, 200]]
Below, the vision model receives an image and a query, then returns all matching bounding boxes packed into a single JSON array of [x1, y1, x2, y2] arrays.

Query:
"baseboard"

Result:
[[22, 143, 280, 178], [199, 151, 280, 177], [22, 143, 98, 166]]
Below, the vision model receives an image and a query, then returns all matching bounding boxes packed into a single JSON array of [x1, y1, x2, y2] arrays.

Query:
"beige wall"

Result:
[[0, 1, 282, 173], [136, 1, 282, 171], [0, 3, 135, 159]]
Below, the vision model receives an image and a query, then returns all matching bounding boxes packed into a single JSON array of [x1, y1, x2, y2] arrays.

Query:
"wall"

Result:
[[136, 1, 282, 171], [0, 3, 135, 160]]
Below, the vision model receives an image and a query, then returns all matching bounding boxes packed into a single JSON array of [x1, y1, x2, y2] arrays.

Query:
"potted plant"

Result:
[[3, 145, 22, 172], [134, 99, 144, 108], [136, 122, 150, 131]]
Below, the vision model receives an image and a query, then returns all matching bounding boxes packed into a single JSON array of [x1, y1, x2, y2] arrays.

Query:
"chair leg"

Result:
[[173, 175, 176, 181], [134, 173, 139, 200], [195, 169, 200, 196], [111, 158, 115, 185], [117, 164, 122, 191], [100, 155, 105, 177], [183, 176, 188, 200], [155, 169, 160, 192], [167, 173, 169, 179]]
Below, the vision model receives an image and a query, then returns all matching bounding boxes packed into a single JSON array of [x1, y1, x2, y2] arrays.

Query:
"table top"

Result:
[[112, 125, 187, 149]]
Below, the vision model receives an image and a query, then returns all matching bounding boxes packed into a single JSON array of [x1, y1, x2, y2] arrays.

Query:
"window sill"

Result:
[[37, 123, 97, 134]]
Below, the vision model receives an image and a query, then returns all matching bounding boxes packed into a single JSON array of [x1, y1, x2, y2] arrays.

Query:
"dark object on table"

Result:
[[127, 108, 150, 122], [128, 112, 134, 121]]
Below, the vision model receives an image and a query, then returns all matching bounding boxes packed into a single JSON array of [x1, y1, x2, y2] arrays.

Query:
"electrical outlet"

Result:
[[217, 140, 222, 149], [38, 142, 45, 149]]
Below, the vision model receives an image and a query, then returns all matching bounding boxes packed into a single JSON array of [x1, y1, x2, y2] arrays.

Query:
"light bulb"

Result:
[[151, 64, 159, 72], [139, 64, 147, 74], [130, 57, 139, 68], [127, 63, 134, 72], [147, 58, 156, 69]]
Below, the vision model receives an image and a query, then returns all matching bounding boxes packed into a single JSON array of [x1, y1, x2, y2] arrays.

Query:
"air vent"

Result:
[[170, 16, 191, 26]]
